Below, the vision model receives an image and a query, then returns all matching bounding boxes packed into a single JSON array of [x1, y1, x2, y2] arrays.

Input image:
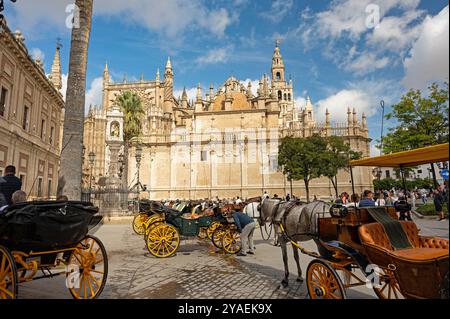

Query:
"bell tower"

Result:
[[271, 39, 285, 83]]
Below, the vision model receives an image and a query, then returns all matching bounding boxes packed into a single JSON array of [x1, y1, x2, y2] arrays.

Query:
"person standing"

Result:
[[433, 188, 445, 221], [376, 193, 386, 206], [286, 193, 291, 202], [0, 165, 22, 205], [232, 211, 256, 256]]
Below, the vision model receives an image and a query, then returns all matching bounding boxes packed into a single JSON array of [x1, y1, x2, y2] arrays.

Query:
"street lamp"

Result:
[[379, 100, 385, 155], [135, 144, 142, 211], [118, 153, 124, 185], [88, 151, 96, 197]]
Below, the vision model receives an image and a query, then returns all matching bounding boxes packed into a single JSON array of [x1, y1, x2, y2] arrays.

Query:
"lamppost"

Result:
[[135, 144, 142, 213], [379, 100, 385, 155], [118, 153, 124, 187], [88, 151, 96, 199]]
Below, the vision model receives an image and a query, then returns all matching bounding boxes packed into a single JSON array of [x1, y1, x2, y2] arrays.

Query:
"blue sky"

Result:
[[3, 0, 449, 154]]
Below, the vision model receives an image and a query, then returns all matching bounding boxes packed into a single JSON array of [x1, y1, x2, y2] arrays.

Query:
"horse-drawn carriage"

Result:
[[259, 143, 449, 299], [132, 200, 242, 257], [0, 201, 108, 299]]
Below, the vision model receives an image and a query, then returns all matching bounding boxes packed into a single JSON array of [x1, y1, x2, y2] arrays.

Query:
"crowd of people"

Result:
[[332, 182, 449, 221]]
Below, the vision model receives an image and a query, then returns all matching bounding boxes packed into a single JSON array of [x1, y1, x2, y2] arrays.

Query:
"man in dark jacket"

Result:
[[0, 165, 22, 205], [232, 211, 256, 256]]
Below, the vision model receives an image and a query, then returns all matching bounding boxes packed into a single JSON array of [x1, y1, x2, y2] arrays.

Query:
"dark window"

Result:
[[385, 170, 390, 178], [417, 169, 422, 174], [37, 177, 43, 197], [278, 91, 282, 100], [201, 150, 208, 162], [47, 179, 52, 197], [50, 126, 55, 145], [284, 93, 287, 101], [19, 174, 25, 185], [276, 72, 281, 81], [23, 106, 29, 130], [288, 93, 291, 101], [0, 87, 7, 117], [40, 119, 46, 139]]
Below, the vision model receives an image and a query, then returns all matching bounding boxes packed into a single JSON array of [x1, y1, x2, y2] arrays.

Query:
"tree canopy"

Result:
[[382, 82, 449, 153], [115, 91, 145, 142]]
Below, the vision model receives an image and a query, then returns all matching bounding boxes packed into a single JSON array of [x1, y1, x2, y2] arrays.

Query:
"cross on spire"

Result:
[[275, 38, 281, 48], [56, 37, 63, 50]]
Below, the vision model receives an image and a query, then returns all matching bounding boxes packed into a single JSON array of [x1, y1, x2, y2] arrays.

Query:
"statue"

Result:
[[110, 122, 120, 137]]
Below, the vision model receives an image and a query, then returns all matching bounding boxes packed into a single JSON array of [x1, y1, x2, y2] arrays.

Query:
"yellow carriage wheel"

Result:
[[0, 245, 17, 299], [132, 213, 148, 235], [206, 222, 221, 240], [67, 235, 108, 299], [144, 221, 164, 242], [372, 267, 405, 299], [212, 227, 226, 249], [306, 259, 346, 299], [222, 230, 242, 254], [146, 223, 180, 258]]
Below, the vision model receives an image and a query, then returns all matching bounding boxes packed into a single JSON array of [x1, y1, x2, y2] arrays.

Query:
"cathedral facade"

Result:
[[83, 45, 372, 200]]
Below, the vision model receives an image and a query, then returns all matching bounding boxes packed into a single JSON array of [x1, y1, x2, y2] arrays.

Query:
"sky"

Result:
[[3, 0, 449, 155]]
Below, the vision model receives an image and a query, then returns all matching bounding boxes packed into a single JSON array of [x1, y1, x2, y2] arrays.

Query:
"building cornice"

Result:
[[0, 18, 65, 109]]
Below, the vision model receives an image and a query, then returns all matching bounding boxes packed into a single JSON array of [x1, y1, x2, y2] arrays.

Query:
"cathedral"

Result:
[[83, 44, 372, 200]]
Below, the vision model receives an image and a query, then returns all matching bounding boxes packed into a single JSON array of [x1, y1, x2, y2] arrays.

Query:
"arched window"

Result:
[[278, 90, 282, 100], [276, 72, 281, 81], [288, 93, 291, 101], [284, 93, 287, 101]]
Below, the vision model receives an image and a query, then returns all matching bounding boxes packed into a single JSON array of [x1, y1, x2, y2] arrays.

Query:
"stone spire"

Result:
[[196, 83, 202, 102], [165, 56, 172, 70], [102, 62, 110, 85], [247, 81, 253, 99], [164, 58, 174, 114], [362, 112, 367, 128], [140, 72, 144, 82], [210, 83, 214, 101], [347, 107, 352, 125], [325, 108, 330, 126], [156, 68, 160, 82], [49, 44, 62, 90], [353, 108, 358, 126]]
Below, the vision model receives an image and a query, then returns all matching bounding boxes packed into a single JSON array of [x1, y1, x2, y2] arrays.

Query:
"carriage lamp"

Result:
[[88, 151, 96, 166]]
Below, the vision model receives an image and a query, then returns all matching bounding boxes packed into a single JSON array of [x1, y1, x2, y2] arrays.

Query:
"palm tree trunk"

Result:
[[58, 0, 93, 200], [304, 178, 310, 203], [123, 142, 129, 189]]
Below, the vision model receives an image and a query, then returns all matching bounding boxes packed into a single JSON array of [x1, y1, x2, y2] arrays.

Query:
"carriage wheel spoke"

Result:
[[0, 286, 14, 298]]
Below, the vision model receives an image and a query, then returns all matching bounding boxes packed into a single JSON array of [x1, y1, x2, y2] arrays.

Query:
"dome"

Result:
[[211, 92, 251, 112]]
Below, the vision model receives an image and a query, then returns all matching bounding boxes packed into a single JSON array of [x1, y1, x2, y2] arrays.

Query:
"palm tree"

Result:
[[58, 0, 93, 200], [115, 91, 145, 189]]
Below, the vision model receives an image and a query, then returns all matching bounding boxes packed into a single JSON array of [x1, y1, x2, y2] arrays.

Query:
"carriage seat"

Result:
[[359, 221, 449, 261]]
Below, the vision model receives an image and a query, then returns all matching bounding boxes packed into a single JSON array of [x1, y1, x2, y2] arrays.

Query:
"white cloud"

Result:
[[295, 96, 307, 110], [260, 0, 294, 23], [315, 89, 373, 123], [9, 0, 236, 38], [240, 79, 259, 96], [196, 47, 230, 65], [344, 52, 390, 75], [288, 0, 425, 76], [30, 48, 45, 62], [85, 77, 103, 114], [402, 6, 449, 90]]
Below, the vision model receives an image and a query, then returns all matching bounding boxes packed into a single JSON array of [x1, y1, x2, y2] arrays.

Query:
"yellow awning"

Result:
[[350, 143, 449, 168]]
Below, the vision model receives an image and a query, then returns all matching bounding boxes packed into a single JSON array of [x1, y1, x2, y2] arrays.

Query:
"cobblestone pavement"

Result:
[[16, 218, 448, 299]]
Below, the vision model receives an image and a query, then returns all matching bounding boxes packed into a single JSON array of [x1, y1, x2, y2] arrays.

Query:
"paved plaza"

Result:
[[17, 216, 448, 299]]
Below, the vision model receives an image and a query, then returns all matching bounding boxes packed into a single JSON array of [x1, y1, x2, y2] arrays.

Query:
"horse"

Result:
[[243, 197, 278, 245], [259, 198, 331, 287]]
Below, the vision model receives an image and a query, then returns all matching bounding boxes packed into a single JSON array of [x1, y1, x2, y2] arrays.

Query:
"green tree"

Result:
[[278, 134, 327, 202], [115, 91, 145, 188], [382, 82, 449, 186], [322, 136, 362, 197]]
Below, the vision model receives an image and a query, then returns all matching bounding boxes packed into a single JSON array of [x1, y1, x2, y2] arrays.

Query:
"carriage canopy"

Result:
[[350, 143, 449, 168]]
